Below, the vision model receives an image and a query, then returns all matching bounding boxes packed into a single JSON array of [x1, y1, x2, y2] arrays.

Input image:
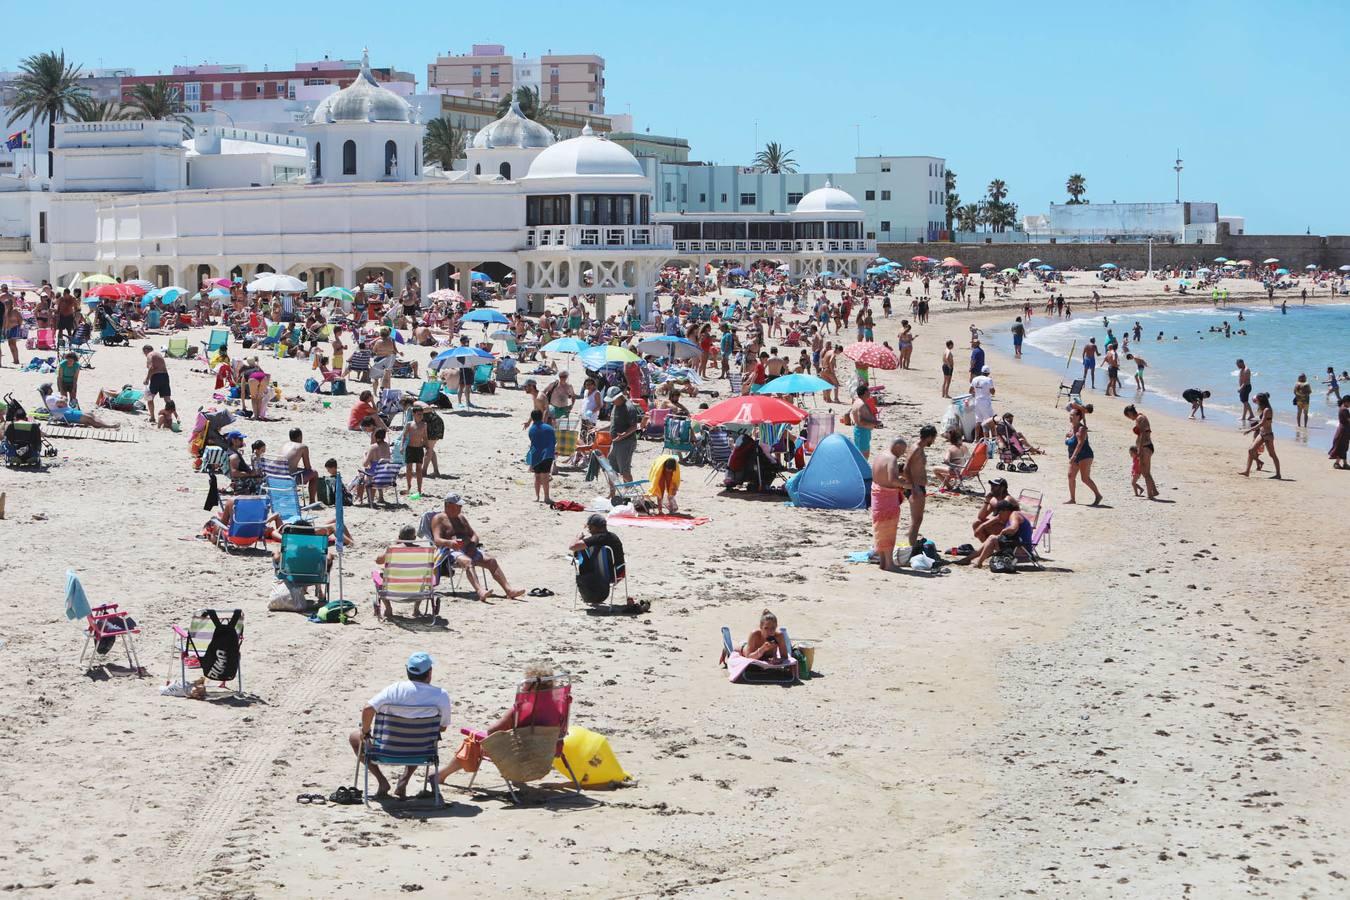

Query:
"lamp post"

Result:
[[1173, 150, 1183, 204]]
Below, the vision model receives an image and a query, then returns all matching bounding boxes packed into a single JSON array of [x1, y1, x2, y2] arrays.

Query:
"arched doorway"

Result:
[[498, 161, 511, 180], [343, 140, 357, 175]]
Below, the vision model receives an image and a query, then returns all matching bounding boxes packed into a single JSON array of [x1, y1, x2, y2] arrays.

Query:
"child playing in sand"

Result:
[[157, 399, 180, 431], [1129, 446, 1143, 497]]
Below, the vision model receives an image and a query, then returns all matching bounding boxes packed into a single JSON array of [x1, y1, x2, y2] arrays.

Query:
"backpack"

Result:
[[304, 377, 320, 393], [308, 600, 357, 624], [423, 410, 444, 441], [192, 609, 242, 681], [990, 554, 1017, 574]]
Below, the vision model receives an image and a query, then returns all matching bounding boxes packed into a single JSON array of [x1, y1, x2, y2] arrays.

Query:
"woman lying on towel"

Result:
[[719, 610, 788, 667]]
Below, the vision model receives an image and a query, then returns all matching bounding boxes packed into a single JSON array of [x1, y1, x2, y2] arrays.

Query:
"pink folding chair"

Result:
[[464, 675, 583, 803], [80, 603, 145, 674]]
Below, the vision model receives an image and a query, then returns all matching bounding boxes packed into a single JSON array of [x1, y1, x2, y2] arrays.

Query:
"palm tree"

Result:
[[944, 168, 957, 195], [986, 179, 1008, 203], [752, 141, 798, 174], [945, 192, 961, 234], [987, 200, 1019, 233], [423, 116, 465, 170], [956, 203, 981, 233], [5, 50, 89, 178], [127, 80, 192, 125], [1066, 173, 1087, 204], [70, 96, 130, 122], [495, 86, 559, 126]]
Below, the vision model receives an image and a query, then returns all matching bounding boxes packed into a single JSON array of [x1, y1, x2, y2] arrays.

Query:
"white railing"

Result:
[[670, 238, 876, 255], [526, 224, 674, 251]]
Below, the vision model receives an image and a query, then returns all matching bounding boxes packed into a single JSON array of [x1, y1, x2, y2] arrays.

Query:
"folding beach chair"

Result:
[[345, 349, 372, 382], [465, 675, 582, 804], [572, 543, 630, 609], [704, 427, 734, 484], [258, 323, 285, 349], [274, 523, 330, 601], [720, 626, 798, 684], [662, 416, 696, 457], [199, 445, 227, 475], [371, 544, 438, 618], [1056, 377, 1085, 408], [728, 372, 745, 395], [1016, 489, 1043, 528], [948, 440, 990, 494], [68, 323, 96, 368], [1016, 507, 1053, 563], [265, 472, 308, 524], [804, 410, 835, 452], [358, 459, 402, 506], [205, 496, 270, 552], [590, 452, 649, 502], [356, 709, 444, 808], [172, 608, 245, 696], [165, 336, 190, 359], [33, 328, 57, 351], [201, 328, 229, 360], [642, 407, 669, 440], [377, 388, 405, 426], [416, 381, 442, 405], [78, 602, 144, 674]]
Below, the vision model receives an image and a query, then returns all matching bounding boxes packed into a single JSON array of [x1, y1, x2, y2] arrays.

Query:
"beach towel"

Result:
[[607, 514, 710, 531], [65, 570, 92, 621], [846, 551, 876, 563], [725, 651, 795, 684]]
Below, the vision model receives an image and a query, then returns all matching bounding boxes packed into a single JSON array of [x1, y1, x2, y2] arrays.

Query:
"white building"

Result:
[[646, 154, 948, 243], [0, 52, 875, 310], [1023, 201, 1221, 243]]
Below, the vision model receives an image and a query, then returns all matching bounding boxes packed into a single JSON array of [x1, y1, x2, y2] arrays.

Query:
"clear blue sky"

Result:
[[8, 0, 1347, 233]]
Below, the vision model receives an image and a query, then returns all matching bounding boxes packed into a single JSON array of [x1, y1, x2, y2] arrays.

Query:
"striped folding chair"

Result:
[[362, 459, 402, 506], [371, 544, 439, 618], [265, 473, 306, 524], [554, 416, 579, 465], [357, 709, 444, 807], [172, 608, 245, 695]]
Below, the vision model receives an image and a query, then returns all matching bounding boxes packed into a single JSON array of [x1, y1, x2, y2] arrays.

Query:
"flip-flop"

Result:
[[527, 588, 556, 597], [328, 786, 361, 805]]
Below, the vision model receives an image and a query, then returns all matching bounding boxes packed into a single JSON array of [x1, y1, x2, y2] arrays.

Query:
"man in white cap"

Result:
[[347, 651, 451, 800], [969, 365, 996, 437]]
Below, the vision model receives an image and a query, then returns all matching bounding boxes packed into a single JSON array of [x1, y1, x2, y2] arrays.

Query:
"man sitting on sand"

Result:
[[972, 499, 1031, 569], [429, 494, 525, 601], [348, 652, 451, 800]]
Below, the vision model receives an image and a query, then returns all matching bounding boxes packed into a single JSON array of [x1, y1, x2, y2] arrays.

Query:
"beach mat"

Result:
[[608, 514, 710, 531], [42, 425, 138, 443]]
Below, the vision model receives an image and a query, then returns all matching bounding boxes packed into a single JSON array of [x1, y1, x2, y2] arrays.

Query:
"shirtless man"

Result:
[[870, 437, 909, 571], [142, 344, 171, 422], [1236, 358, 1253, 422], [429, 494, 525, 601], [280, 427, 320, 502], [542, 371, 577, 423], [403, 406, 428, 499], [763, 347, 788, 379], [820, 343, 841, 403], [369, 327, 399, 390], [1103, 345, 1120, 397], [55, 289, 78, 348], [849, 385, 879, 459], [1081, 338, 1099, 389], [355, 428, 393, 504], [941, 340, 954, 398], [903, 425, 938, 550]]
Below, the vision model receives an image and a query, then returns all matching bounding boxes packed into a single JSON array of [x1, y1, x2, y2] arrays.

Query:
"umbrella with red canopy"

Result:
[[89, 282, 148, 300], [694, 395, 806, 427], [842, 342, 899, 370]]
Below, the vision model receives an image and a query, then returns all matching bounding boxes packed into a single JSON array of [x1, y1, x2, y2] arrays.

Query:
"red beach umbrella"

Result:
[[842, 342, 899, 370], [694, 395, 807, 427], [89, 282, 146, 300]]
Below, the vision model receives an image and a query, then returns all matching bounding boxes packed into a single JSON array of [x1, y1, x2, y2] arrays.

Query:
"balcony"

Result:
[[670, 238, 876, 255], [526, 224, 673, 251]]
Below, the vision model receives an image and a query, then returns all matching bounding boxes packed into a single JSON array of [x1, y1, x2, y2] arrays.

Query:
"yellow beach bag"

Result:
[[555, 725, 632, 787]]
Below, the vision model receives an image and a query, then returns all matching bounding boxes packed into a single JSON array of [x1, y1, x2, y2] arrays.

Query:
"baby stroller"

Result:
[[2, 394, 57, 467], [993, 419, 1039, 472]]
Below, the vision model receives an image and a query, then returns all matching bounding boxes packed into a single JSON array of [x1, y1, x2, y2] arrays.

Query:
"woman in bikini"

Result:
[[1123, 405, 1159, 498], [1241, 392, 1282, 479], [1066, 403, 1102, 505]]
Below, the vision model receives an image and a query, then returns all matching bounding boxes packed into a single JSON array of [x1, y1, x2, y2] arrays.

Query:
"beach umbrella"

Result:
[[1340, 265, 1350, 272], [540, 337, 591, 354], [819, 270, 835, 278], [82, 296, 102, 305], [430, 346, 495, 372], [1196, 267, 1212, 274], [208, 287, 230, 299], [1262, 258, 1279, 265], [316, 286, 354, 302], [248, 273, 307, 293], [1236, 259, 1253, 266], [470, 271, 492, 282], [461, 308, 509, 325], [1035, 264, 1055, 271], [147, 286, 187, 305], [579, 345, 640, 369], [941, 256, 964, 268], [759, 373, 833, 395], [636, 335, 702, 360], [694, 394, 806, 427], [1178, 279, 1192, 287], [728, 267, 749, 276], [1099, 262, 1118, 269], [775, 264, 790, 272], [1001, 267, 1018, 276], [428, 288, 463, 303], [842, 341, 899, 370], [910, 255, 930, 263], [979, 263, 996, 270], [90, 282, 146, 300], [1304, 264, 1318, 270], [865, 266, 892, 276], [125, 279, 156, 292], [82, 273, 117, 285], [873, 256, 891, 264], [1274, 268, 1289, 275], [1214, 257, 1229, 263], [213, 277, 234, 287], [730, 288, 757, 299], [1026, 258, 1042, 264]]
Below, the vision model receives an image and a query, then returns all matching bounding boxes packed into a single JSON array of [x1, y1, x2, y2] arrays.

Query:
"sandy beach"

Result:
[[2, 273, 1348, 899]]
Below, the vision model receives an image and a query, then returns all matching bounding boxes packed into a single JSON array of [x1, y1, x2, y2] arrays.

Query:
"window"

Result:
[[880, 221, 890, 231], [413, 143, 419, 174], [699, 193, 706, 203], [38, 211, 47, 244], [474, 163, 481, 175], [342, 140, 356, 175], [313, 142, 322, 178], [865, 190, 875, 201], [576, 194, 636, 225], [384, 140, 398, 176], [788, 192, 803, 205], [881, 190, 891, 200], [866, 232, 876, 240], [664, 182, 672, 202], [826, 221, 861, 239], [550, 67, 559, 77], [499, 161, 511, 179], [720, 193, 727, 203], [640, 194, 650, 223], [472, 67, 481, 78], [527, 194, 571, 226], [880, 162, 890, 173], [680, 184, 687, 203], [739, 192, 756, 206], [490, 67, 499, 77], [792, 221, 824, 240], [255, 84, 262, 95]]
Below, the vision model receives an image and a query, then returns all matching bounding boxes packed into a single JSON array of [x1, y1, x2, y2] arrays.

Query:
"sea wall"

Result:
[[875, 235, 1350, 271]]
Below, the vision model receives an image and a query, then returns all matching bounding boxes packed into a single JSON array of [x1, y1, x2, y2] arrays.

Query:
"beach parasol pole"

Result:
[[334, 473, 347, 622]]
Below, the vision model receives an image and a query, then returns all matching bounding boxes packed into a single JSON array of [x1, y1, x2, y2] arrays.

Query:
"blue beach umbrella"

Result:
[[1036, 264, 1055, 271], [636, 335, 702, 360], [730, 288, 757, 299], [461, 308, 509, 325], [819, 270, 835, 278], [430, 346, 494, 372], [759, 373, 833, 394], [1274, 268, 1289, 275], [873, 256, 891, 264], [540, 337, 591, 354], [470, 271, 492, 282], [728, 267, 749, 276], [1099, 262, 1118, 269], [579, 345, 640, 369]]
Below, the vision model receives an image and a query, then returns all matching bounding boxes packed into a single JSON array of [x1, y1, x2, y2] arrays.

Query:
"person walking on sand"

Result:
[[1066, 403, 1103, 505], [1125, 353, 1148, 392], [870, 437, 908, 571], [142, 344, 171, 422], [1329, 395, 1349, 469], [1240, 392, 1281, 479], [1081, 338, 1099, 389], [525, 408, 556, 503], [1124, 405, 1159, 498], [1011, 316, 1025, 359], [903, 425, 938, 549], [1237, 359, 1254, 422]]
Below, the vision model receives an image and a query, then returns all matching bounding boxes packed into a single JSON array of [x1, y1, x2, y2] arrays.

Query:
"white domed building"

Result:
[[302, 50, 422, 184]]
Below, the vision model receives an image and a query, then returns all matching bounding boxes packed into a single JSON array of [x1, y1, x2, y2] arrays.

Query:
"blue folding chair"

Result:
[[265, 473, 306, 524], [356, 709, 444, 807], [206, 496, 269, 552], [274, 525, 330, 600]]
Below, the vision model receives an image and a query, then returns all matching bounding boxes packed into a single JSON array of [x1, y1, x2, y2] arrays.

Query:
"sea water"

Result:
[[1011, 302, 1350, 441]]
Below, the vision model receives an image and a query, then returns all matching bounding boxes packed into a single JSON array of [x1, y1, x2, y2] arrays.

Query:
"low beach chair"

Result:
[[728, 372, 745, 395], [720, 626, 798, 684], [345, 349, 372, 382], [704, 427, 734, 484], [465, 675, 582, 804], [591, 452, 649, 502], [642, 407, 670, 440], [68, 571, 144, 674], [206, 496, 270, 552], [274, 523, 330, 601], [377, 388, 405, 425], [1056, 377, 1085, 408], [265, 472, 309, 524], [371, 544, 438, 618], [947, 440, 990, 494], [172, 608, 245, 695], [356, 709, 444, 808], [572, 542, 629, 610], [33, 328, 57, 351], [201, 328, 229, 359], [166, 336, 190, 359], [416, 380, 442, 404], [1016, 489, 1043, 528], [1016, 508, 1053, 564], [358, 459, 402, 506], [199, 445, 228, 475], [662, 416, 695, 457], [258, 324, 285, 349]]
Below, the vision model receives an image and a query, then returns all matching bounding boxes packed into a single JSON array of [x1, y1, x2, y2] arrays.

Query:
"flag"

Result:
[[4, 131, 30, 151]]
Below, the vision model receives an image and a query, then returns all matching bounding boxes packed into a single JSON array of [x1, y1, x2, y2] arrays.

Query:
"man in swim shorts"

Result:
[[903, 425, 938, 551], [142, 344, 171, 422], [369, 327, 398, 390], [850, 384, 878, 458], [870, 437, 908, 571]]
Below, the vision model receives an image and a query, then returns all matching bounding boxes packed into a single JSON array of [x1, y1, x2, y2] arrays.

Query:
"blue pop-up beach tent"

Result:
[[786, 433, 871, 509]]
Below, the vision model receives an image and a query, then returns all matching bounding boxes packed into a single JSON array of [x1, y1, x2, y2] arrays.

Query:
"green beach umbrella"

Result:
[[317, 286, 354, 302]]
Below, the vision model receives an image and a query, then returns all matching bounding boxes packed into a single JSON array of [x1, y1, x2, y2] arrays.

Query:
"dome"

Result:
[[523, 125, 644, 180], [311, 49, 414, 124], [794, 180, 861, 214], [471, 101, 555, 149]]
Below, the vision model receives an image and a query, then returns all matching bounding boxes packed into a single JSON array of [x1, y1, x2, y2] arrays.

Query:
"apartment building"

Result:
[[426, 45, 606, 114], [119, 58, 415, 112]]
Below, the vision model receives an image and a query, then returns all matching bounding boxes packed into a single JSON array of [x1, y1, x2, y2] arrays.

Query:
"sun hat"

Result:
[[406, 652, 433, 675], [982, 365, 991, 375], [443, 492, 463, 505], [604, 386, 624, 402]]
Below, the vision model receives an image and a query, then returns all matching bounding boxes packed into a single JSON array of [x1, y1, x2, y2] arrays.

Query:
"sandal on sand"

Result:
[[296, 793, 327, 804], [328, 786, 361, 805], [527, 588, 556, 597]]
